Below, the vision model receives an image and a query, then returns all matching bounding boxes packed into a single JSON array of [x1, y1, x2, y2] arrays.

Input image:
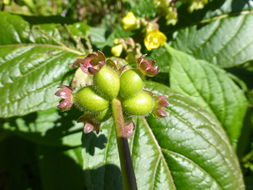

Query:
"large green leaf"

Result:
[[0, 12, 85, 118], [172, 12, 253, 68], [201, 0, 253, 20], [82, 81, 244, 190], [166, 45, 247, 147], [1, 108, 83, 147]]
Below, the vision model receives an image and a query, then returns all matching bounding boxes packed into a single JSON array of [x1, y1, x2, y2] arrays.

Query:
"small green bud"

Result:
[[75, 87, 109, 112], [94, 65, 120, 99], [120, 69, 144, 98], [123, 91, 154, 115]]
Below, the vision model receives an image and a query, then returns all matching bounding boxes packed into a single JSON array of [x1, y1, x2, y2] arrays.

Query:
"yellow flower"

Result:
[[144, 30, 167, 51], [111, 44, 123, 57], [166, 8, 178, 25], [122, 12, 139, 30], [3, 0, 10, 5], [189, 0, 208, 12]]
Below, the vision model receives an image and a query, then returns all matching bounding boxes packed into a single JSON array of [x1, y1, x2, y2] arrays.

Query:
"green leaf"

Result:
[[130, 0, 157, 17], [0, 12, 85, 118], [89, 24, 132, 49], [0, 12, 30, 44], [82, 81, 244, 190], [202, 0, 253, 20], [66, 22, 90, 38], [172, 13, 253, 68], [166, 45, 247, 147], [1, 108, 83, 147]]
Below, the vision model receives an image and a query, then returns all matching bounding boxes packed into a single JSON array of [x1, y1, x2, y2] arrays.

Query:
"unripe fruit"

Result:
[[94, 109, 110, 122], [94, 65, 120, 99], [75, 87, 109, 112], [120, 69, 144, 98], [122, 91, 154, 115]]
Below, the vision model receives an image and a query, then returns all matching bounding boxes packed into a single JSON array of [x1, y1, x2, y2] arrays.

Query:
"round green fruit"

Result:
[[122, 91, 154, 115], [75, 87, 109, 112], [94, 109, 110, 122], [94, 65, 120, 99], [120, 69, 144, 98]]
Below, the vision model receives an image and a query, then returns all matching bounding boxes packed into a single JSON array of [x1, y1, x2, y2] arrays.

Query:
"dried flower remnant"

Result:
[[137, 55, 160, 77], [122, 122, 135, 138], [153, 96, 169, 118], [72, 51, 106, 74], [55, 85, 73, 111]]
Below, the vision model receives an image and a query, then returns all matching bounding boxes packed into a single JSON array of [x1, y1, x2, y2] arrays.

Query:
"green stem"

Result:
[[111, 98, 138, 190]]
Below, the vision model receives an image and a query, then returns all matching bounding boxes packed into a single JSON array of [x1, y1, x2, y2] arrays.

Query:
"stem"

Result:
[[111, 99, 138, 190]]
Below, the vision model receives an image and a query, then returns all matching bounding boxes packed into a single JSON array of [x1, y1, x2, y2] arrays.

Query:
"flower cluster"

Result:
[[153, 0, 178, 25], [121, 12, 167, 51]]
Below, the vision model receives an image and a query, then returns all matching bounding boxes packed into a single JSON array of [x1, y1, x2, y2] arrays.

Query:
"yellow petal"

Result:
[[144, 30, 167, 51]]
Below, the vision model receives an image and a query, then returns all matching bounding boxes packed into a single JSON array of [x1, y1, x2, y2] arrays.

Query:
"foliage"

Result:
[[0, 0, 253, 189]]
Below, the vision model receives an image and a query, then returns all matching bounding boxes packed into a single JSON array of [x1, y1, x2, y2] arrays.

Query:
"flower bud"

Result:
[[166, 7, 178, 25], [111, 44, 123, 57], [188, 0, 208, 12], [122, 12, 140, 30]]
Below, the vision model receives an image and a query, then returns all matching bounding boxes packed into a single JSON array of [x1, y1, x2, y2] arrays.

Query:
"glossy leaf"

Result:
[[82, 81, 244, 190], [166, 45, 247, 147], [0, 12, 85, 118], [1, 108, 83, 147], [201, 0, 253, 20], [172, 13, 253, 68], [0, 12, 30, 44]]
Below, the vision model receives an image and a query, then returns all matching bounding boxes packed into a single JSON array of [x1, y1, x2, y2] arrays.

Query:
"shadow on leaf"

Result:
[[83, 164, 122, 190], [82, 132, 107, 156]]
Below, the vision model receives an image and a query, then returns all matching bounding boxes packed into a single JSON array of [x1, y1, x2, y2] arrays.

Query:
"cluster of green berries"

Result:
[[55, 51, 168, 136]]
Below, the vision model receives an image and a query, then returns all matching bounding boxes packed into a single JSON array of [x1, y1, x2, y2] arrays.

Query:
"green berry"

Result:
[[122, 91, 154, 115], [94, 65, 120, 99], [75, 87, 109, 112], [94, 109, 110, 122], [120, 69, 144, 98]]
